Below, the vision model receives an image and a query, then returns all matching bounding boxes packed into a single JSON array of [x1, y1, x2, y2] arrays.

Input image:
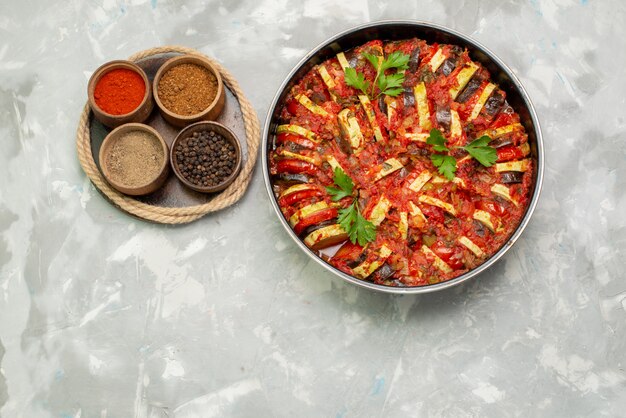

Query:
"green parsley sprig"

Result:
[[325, 167, 376, 246], [427, 128, 497, 180], [343, 51, 410, 100]]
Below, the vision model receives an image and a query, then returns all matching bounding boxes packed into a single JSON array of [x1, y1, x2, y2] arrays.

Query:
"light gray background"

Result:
[[1, 1, 625, 417]]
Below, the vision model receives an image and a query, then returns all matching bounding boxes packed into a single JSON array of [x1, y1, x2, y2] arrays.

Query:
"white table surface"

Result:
[[0, 1, 625, 417]]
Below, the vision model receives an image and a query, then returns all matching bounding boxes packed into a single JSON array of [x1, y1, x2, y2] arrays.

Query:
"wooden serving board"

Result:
[[89, 53, 248, 208]]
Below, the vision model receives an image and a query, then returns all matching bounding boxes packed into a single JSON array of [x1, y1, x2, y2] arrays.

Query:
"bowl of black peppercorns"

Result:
[[170, 121, 242, 193]]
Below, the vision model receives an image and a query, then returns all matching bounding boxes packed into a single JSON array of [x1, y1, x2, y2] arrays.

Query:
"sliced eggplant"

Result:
[[275, 173, 312, 184], [500, 171, 524, 184], [403, 87, 416, 108], [489, 136, 515, 149], [346, 251, 367, 269], [456, 76, 483, 103], [378, 96, 387, 114], [436, 105, 451, 131], [484, 91, 504, 116], [440, 58, 458, 76], [369, 263, 395, 281], [408, 47, 421, 72], [300, 218, 337, 238]]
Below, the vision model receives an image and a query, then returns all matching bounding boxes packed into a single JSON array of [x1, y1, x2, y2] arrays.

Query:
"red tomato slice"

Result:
[[276, 133, 316, 150], [276, 160, 319, 176], [278, 189, 323, 207], [476, 200, 506, 217], [431, 241, 464, 270], [294, 208, 338, 235], [333, 241, 364, 263], [497, 146, 524, 162], [286, 99, 300, 116]]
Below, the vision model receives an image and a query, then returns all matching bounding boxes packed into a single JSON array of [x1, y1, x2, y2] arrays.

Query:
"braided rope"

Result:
[[76, 46, 261, 224]]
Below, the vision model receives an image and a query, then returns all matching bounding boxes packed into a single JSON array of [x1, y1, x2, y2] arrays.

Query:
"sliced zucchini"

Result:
[[414, 82, 432, 131], [408, 201, 427, 227], [384, 96, 398, 124], [303, 224, 348, 250], [278, 150, 320, 166], [325, 155, 342, 172], [352, 245, 392, 279], [469, 83, 496, 120], [449, 62, 479, 100], [408, 170, 433, 192], [428, 48, 446, 72], [477, 123, 523, 140], [418, 195, 457, 216], [336, 52, 350, 70], [338, 108, 364, 151], [279, 183, 317, 198], [450, 109, 462, 138], [404, 132, 430, 143], [398, 212, 408, 240], [421, 245, 452, 274], [289, 201, 329, 227], [458, 236, 485, 258], [296, 94, 329, 117], [277, 124, 320, 143], [472, 210, 499, 232], [374, 158, 404, 181], [317, 65, 337, 102], [430, 175, 467, 188], [358, 95, 384, 142], [491, 184, 518, 206], [368, 196, 392, 226], [495, 158, 530, 173]]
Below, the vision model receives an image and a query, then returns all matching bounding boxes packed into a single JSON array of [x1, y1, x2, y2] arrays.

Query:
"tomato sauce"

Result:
[[270, 38, 535, 287]]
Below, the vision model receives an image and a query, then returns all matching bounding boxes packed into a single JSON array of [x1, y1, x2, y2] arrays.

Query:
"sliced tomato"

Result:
[[476, 199, 506, 217], [276, 159, 319, 176], [333, 241, 364, 263], [276, 133, 316, 150], [278, 189, 323, 207], [431, 241, 464, 270], [286, 99, 300, 116], [497, 145, 524, 162], [294, 207, 338, 235], [420, 204, 445, 224]]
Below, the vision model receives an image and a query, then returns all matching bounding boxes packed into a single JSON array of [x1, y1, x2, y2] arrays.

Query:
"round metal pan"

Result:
[[262, 20, 544, 294]]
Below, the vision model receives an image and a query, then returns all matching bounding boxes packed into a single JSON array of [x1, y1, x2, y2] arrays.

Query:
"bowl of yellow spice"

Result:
[[153, 55, 225, 127], [99, 123, 170, 196]]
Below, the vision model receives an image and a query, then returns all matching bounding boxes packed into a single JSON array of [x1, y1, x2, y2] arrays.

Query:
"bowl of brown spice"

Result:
[[153, 55, 225, 128], [99, 123, 170, 196], [170, 121, 242, 193]]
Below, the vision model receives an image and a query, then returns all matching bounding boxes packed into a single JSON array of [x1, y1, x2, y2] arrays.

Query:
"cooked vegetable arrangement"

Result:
[[269, 38, 535, 286]]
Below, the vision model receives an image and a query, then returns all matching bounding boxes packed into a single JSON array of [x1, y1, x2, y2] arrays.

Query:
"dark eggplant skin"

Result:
[[378, 96, 387, 115], [489, 136, 515, 148], [275, 173, 312, 184], [484, 91, 504, 116], [300, 219, 337, 238], [408, 47, 421, 72], [440, 58, 457, 76], [456, 76, 483, 103], [436, 105, 451, 131], [500, 171, 524, 184], [473, 220, 486, 237], [346, 251, 367, 269], [403, 87, 416, 108], [369, 263, 395, 281]]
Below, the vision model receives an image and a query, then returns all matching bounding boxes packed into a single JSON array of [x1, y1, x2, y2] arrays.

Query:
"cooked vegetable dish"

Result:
[[269, 38, 535, 286]]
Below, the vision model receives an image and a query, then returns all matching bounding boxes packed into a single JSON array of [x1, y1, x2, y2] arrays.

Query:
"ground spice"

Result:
[[106, 130, 164, 187], [158, 63, 218, 116], [94, 68, 146, 115], [175, 130, 236, 187]]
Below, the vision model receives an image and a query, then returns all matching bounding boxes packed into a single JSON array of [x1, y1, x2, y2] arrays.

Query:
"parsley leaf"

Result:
[[463, 135, 497, 167], [325, 167, 354, 201], [426, 128, 450, 153], [378, 72, 405, 96], [338, 202, 377, 246], [431, 153, 457, 181], [327, 167, 377, 246], [380, 51, 410, 71], [343, 67, 370, 96], [362, 52, 381, 71]]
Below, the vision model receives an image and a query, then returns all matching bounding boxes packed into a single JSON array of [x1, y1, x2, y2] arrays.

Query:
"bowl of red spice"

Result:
[[88, 60, 153, 128], [153, 55, 225, 128], [99, 123, 169, 196], [170, 121, 242, 193]]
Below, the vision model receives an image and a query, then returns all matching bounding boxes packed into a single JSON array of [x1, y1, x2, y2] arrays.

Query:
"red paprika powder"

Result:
[[94, 68, 146, 115]]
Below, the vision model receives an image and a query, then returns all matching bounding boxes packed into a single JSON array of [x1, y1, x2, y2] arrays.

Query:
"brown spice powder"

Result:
[[106, 130, 164, 187], [158, 63, 218, 116]]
